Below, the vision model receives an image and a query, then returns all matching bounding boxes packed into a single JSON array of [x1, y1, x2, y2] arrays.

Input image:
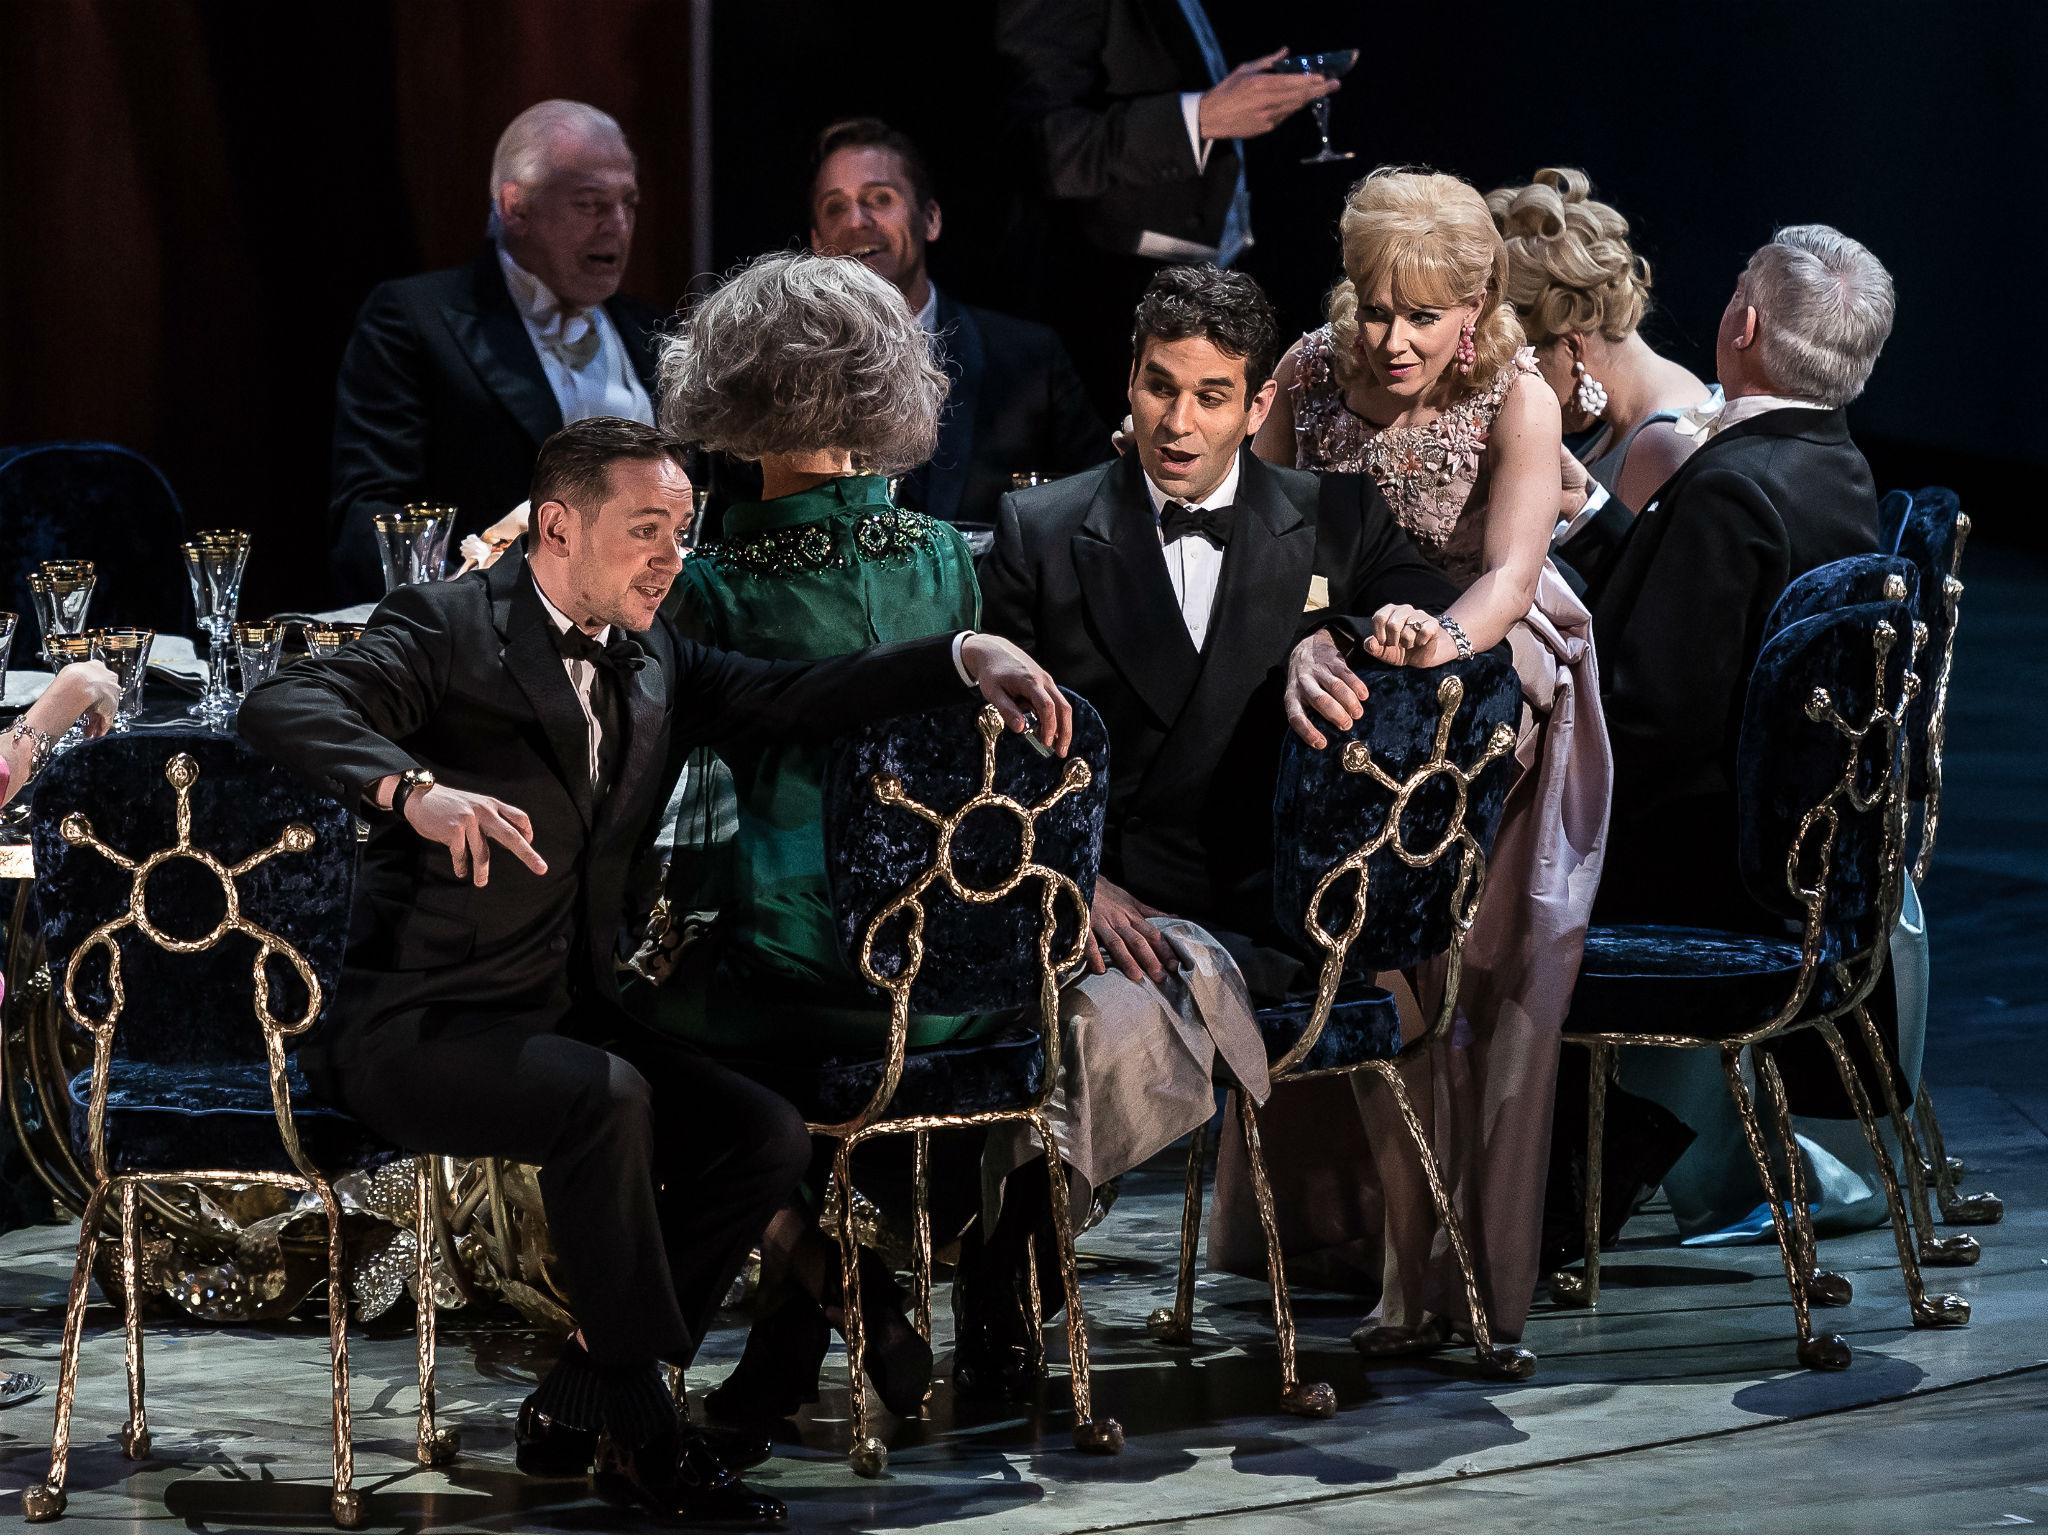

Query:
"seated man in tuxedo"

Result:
[[328, 99, 666, 602], [242, 416, 1067, 1523], [1589, 224, 1896, 929], [960, 264, 1458, 1392]]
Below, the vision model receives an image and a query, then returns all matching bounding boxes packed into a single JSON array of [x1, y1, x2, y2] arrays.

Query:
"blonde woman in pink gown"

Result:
[[1209, 167, 1612, 1349]]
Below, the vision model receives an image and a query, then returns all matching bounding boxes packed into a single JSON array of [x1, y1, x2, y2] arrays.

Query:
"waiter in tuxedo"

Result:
[[242, 417, 1067, 1524], [328, 100, 665, 603], [995, 0, 1338, 417]]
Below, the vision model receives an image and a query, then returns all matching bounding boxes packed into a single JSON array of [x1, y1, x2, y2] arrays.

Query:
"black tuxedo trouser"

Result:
[[324, 999, 811, 1370]]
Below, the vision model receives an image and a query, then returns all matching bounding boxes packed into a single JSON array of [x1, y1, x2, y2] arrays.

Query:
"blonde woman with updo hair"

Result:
[[1222, 166, 1612, 1356], [1488, 167, 1709, 519]]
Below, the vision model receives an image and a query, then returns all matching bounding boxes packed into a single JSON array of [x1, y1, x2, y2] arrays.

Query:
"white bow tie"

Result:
[[1672, 387, 1728, 441]]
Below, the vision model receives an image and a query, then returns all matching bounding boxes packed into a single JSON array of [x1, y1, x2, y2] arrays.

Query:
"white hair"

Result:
[[1741, 224, 1896, 407], [487, 100, 632, 231]]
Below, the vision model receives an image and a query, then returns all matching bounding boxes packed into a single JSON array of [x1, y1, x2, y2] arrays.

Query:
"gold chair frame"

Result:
[[1896, 509, 2002, 1226], [809, 705, 1122, 1477], [1549, 591, 1971, 1370], [20, 754, 454, 1529], [1146, 672, 1536, 1413]]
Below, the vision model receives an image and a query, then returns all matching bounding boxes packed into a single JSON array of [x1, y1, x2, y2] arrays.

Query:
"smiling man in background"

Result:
[[807, 117, 1107, 529], [328, 99, 667, 602]]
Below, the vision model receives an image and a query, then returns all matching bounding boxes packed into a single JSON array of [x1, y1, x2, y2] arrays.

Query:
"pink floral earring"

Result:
[[1454, 317, 1477, 374]]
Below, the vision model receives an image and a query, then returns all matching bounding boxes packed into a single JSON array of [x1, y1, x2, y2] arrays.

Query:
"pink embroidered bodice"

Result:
[[1290, 326, 1541, 584]]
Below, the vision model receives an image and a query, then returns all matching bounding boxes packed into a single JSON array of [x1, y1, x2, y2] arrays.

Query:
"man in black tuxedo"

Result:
[[242, 417, 1068, 1523], [807, 117, 1109, 529], [1587, 225, 1896, 930], [328, 101, 666, 603], [994, 0, 1337, 418], [960, 265, 1455, 1391]]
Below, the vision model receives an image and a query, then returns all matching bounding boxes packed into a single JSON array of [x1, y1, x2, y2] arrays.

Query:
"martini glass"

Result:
[[1278, 50, 1358, 164]]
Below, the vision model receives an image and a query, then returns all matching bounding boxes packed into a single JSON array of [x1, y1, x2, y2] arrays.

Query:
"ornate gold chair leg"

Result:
[[118, 1182, 150, 1459], [1723, 1050, 1849, 1369], [1550, 1043, 1606, 1308], [1816, 1022, 1969, 1330], [1146, 1121, 1206, 1346], [833, 1142, 886, 1478], [1373, 1062, 1535, 1380], [1236, 1096, 1335, 1416], [412, 1159, 457, 1467], [1033, 1113, 1123, 1454], [24, 1181, 113, 1521], [1916, 1084, 2002, 1225], [1757, 1057, 1852, 1308], [1849, 1006, 1979, 1267], [316, 1181, 364, 1529], [911, 1131, 933, 1346]]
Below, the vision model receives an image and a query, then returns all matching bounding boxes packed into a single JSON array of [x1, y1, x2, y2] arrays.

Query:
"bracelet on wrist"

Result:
[[7, 718, 59, 787], [1438, 614, 1474, 662]]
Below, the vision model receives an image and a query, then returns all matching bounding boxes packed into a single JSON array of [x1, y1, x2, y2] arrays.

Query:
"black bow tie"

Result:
[[1160, 499, 1236, 548], [555, 623, 645, 679]]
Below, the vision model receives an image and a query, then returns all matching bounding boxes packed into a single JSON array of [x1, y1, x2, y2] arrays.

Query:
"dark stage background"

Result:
[[2, 0, 2042, 615]]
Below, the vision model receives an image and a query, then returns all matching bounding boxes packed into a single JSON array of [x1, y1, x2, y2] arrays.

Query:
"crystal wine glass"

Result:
[[233, 620, 286, 695], [0, 611, 17, 701], [304, 623, 365, 660], [377, 506, 455, 590], [182, 531, 251, 727], [44, 634, 99, 750], [28, 561, 96, 663], [92, 627, 155, 731], [1277, 49, 1358, 164]]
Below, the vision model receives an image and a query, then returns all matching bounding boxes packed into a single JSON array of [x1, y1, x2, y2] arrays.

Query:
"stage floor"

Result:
[[2, 550, 2043, 1533]]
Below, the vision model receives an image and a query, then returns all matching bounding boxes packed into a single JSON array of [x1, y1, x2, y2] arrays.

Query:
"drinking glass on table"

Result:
[[91, 627, 155, 730], [1275, 49, 1358, 163], [377, 507, 454, 591], [303, 623, 365, 660], [0, 612, 16, 698], [182, 530, 251, 727], [28, 561, 96, 663], [233, 620, 286, 694]]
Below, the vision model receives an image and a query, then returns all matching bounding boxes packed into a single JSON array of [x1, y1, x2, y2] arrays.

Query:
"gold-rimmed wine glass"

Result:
[[303, 623, 365, 660], [91, 627, 156, 730], [233, 620, 286, 694], [182, 530, 251, 726], [28, 560, 97, 664]]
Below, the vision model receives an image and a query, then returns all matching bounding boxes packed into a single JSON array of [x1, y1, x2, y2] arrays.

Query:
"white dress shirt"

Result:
[[531, 576, 612, 786], [1672, 386, 1829, 445], [913, 281, 940, 334], [1142, 455, 1240, 651], [497, 247, 654, 428]]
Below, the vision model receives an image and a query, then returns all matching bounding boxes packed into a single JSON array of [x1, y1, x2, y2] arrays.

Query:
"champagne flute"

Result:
[[92, 627, 155, 731], [1276, 49, 1358, 163], [182, 531, 251, 727]]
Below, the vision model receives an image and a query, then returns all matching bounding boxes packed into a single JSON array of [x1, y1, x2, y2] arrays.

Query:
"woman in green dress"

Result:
[[645, 249, 986, 1424]]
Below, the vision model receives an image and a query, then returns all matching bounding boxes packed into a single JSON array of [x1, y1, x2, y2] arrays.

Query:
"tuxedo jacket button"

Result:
[[548, 935, 570, 955], [1124, 814, 1147, 833]]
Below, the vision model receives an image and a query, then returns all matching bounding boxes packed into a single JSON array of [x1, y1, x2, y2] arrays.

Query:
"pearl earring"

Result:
[[1455, 320, 1476, 374], [1572, 359, 1609, 417]]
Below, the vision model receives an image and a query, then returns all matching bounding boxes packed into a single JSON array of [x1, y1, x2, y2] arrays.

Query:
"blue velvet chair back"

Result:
[[1736, 599, 1914, 948], [1877, 488, 1913, 553], [1272, 651, 1522, 974], [0, 442, 192, 638], [1889, 486, 1967, 799], [1765, 554, 1918, 643], [823, 691, 1108, 1015], [29, 730, 356, 1070]]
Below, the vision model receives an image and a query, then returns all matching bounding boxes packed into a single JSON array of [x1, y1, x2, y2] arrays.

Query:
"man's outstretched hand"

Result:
[[959, 633, 1072, 756], [1285, 627, 1371, 749], [1086, 875, 1181, 984], [399, 784, 549, 887]]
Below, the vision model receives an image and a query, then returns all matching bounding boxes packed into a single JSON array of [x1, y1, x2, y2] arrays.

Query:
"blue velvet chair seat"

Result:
[[1566, 924, 1805, 1040], [1251, 984, 1402, 1077], [68, 1059, 399, 1177], [809, 1027, 1046, 1125]]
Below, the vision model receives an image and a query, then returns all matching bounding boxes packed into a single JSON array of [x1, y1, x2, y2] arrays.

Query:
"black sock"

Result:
[[532, 1338, 675, 1447]]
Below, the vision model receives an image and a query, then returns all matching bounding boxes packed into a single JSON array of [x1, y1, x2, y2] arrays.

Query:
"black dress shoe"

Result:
[[518, 1393, 772, 1475], [593, 1424, 786, 1528], [840, 1249, 935, 1420], [704, 1294, 830, 1426], [950, 1224, 1046, 1403], [515, 1395, 595, 1479]]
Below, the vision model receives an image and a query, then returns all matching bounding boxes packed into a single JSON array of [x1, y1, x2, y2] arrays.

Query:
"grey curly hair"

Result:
[[656, 251, 948, 471]]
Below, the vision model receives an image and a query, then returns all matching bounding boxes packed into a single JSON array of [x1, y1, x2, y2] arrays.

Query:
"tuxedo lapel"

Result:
[[448, 248, 562, 450], [1073, 453, 1201, 726], [488, 548, 597, 827], [925, 294, 982, 525], [1186, 451, 1315, 701], [594, 648, 665, 840]]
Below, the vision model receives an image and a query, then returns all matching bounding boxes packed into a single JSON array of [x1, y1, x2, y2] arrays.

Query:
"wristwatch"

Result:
[[390, 767, 436, 819]]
